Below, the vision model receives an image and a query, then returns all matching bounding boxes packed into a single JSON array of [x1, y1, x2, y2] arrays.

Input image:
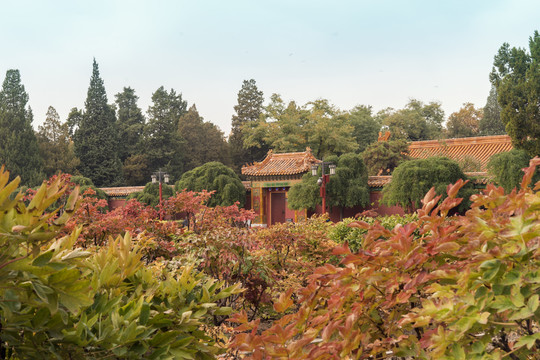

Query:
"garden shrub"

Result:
[[487, 149, 540, 193], [382, 156, 476, 212], [230, 159, 540, 359], [329, 213, 419, 252], [0, 167, 240, 358]]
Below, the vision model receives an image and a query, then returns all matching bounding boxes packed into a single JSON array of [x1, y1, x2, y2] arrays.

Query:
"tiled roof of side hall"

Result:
[[408, 135, 513, 171], [241, 148, 321, 177], [100, 186, 145, 197]]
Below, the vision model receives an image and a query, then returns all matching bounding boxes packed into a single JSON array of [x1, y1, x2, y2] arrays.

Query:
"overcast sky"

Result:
[[1, 0, 539, 135]]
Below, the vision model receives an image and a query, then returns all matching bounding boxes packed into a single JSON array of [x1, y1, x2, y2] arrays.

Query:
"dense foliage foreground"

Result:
[[1, 159, 540, 359]]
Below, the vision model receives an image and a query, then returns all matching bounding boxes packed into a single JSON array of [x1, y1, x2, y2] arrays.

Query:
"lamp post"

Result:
[[311, 162, 336, 215], [151, 169, 169, 219]]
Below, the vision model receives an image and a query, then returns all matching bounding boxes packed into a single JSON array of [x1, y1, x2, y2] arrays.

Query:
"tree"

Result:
[[446, 102, 483, 138], [122, 154, 149, 186], [244, 96, 358, 159], [175, 162, 245, 207], [480, 85, 506, 135], [288, 153, 370, 210], [178, 104, 230, 171], [115, 87, 145, 163], [487, 149, 538, 192], [74, 59, 122, 187], [382, 157, 474, 211], [378, 99, 445, 141], [349, 105, 381, 153], [127, 181, 174, 207], [362, 139, 410, 175], [37, 106, 79, 177], [143, 86, 186, 181], [0, 69, 44, 185], [490, 30, 540, 156], [229, 79, 267, 172]]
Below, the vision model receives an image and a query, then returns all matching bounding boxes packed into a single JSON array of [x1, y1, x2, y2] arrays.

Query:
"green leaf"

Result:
[[514, 333, 540, 350], [140, 302, 150, 325], [479, 259, 502, 281], [32, 250, 54, 267], [527, 294, 539, 312]]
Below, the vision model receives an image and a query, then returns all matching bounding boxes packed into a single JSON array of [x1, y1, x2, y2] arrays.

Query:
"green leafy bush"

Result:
[[382, 156, 476, 212], [487, 149, 539, 193], [0, 167, 240, 359], [127, 181, 174, 207], [329, 214, 419, 252], [230, 159, 540, 359], [175, 162, 245, 207]]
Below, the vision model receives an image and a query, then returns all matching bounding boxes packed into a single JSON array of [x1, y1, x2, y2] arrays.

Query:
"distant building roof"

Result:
[[242, 148, 321, 177], [408, 135, 512, 171], [100, 186, 144, 197]]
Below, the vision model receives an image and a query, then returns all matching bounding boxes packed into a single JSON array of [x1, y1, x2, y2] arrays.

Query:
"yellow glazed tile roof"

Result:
[[242, 148, 321, 177]]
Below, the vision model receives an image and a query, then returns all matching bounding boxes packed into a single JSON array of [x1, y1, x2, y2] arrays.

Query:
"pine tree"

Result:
[[178, 104, 230, 171], [115, 87, 145, 162], [479, 85, 506, 136], [143, 86, 187, 182], [229, 79, 267, 173], [0, 69, 44, 185], [37, 106, 79, 177], [74, 59, 122, 186]]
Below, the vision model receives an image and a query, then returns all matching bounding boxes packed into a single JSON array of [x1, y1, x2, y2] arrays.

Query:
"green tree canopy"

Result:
[[382, 157, 474, 211], [127, 181, 174, 207], [362, 139, 410, 176], [490, 30, 540, 156], [115, 87, 145, 163], [349, 105, 381, 153], [480, 85, 506, 136], [288, 153, 369, 210], [175, 162, 245, 207], [244, 95, 358, 159], [178, 104, 230, 171], [70, 175, 108, 199], [143, 86, 186, 181], [0, 69, 44, 185], [229, 79, 268, 172], [445, 102, 483, 138], [487, 149, 538, 193], [37, 106, 79, 178], [378, 99, 445, 141], [74, 59, 122, 187]]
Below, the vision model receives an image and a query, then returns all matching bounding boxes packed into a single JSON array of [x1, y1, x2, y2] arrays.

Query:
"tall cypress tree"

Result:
[[115, 87, 145, 162], [143, 86, 187, 181], [479, 85, 506, 136], [74, 59, 121, 186], [229, 79, 267, 173], [0, 69, 43, 185]]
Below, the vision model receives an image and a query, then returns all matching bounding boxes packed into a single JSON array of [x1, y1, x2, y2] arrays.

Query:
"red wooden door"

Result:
[[271, 192, 286, 225]]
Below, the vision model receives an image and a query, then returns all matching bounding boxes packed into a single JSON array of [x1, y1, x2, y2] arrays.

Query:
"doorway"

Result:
[[270, 192, 286, 225]]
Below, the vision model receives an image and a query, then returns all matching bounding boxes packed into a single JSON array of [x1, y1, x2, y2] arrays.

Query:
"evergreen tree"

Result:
[[479, 85, 506, 136], [74, 59, 122, 187], [490, 30, 540, 156], [115, 87, 145, 163], [288, 153, 370, 211], [349, 105, 381, 153], [143, 86, 187, 181], [0, 69, 43, 185], [37, 106, 79, 177], [178, 104, 230, 171], [229, 79, 267, 173], [175, 162, 245, 207]]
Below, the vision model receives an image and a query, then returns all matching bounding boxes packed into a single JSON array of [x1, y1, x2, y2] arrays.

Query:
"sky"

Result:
[[1, 0, 539, 135]]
